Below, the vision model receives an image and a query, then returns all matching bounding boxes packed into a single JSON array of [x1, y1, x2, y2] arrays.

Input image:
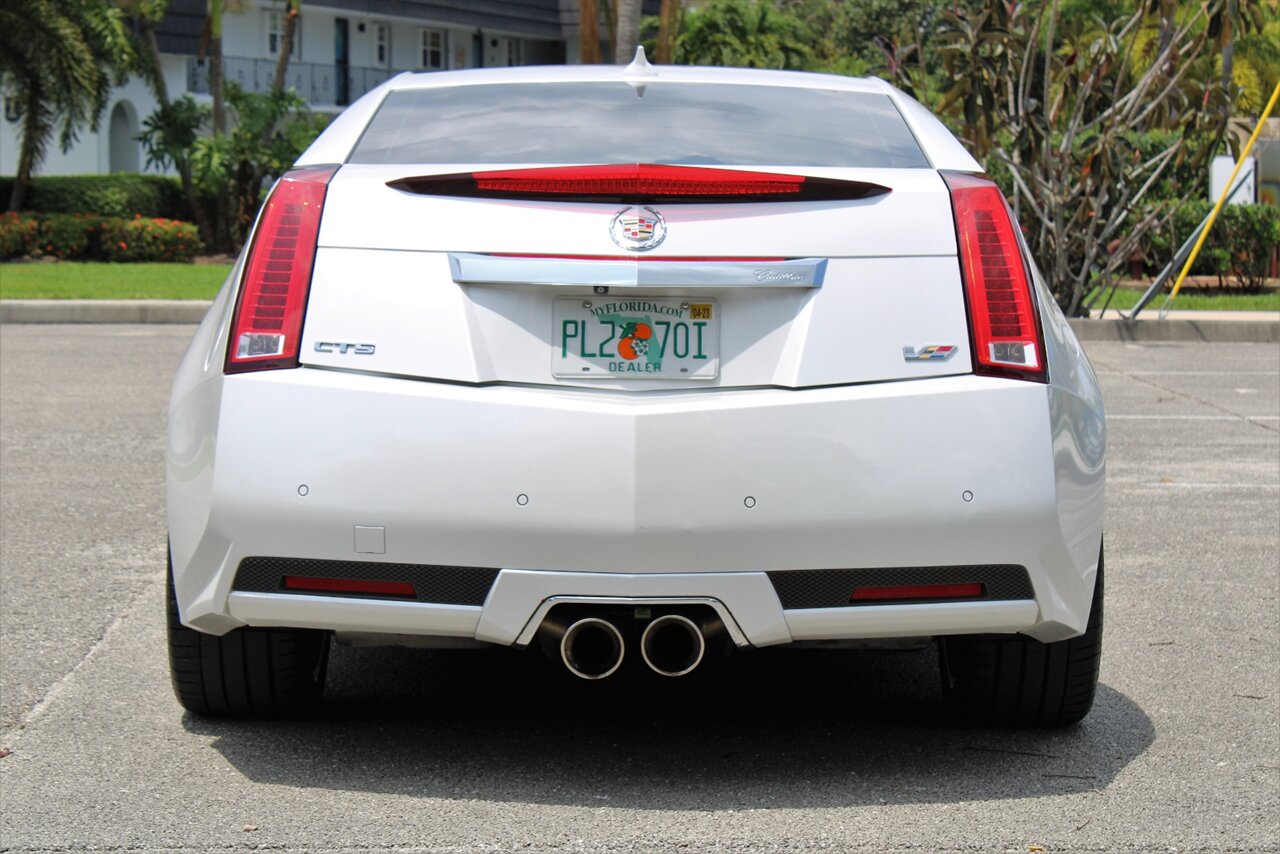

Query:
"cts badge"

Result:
[[903, 345, 957, 361], [315, 341, 376, 355], [610, 206, 666, 251]]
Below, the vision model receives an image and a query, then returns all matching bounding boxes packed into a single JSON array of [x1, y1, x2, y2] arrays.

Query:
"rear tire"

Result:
[[939, 549, 1103, 727], [167, 550, 329, 717]]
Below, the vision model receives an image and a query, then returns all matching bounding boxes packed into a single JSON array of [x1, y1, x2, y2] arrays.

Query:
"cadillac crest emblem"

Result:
[[610, 206, 667, 251]]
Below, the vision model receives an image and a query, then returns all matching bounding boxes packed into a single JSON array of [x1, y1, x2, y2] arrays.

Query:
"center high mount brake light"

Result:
[[388, 163, 891, 204]]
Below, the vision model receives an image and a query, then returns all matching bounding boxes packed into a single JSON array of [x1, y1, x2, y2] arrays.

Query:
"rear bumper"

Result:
[[168, 368, 1104, 644]]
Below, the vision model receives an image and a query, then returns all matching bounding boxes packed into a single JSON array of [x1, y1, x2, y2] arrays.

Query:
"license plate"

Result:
[[553, 297, 719, 379]]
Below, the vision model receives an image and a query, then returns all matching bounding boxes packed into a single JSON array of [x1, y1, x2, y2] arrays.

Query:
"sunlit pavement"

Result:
[[1, 326, 1275, 852]]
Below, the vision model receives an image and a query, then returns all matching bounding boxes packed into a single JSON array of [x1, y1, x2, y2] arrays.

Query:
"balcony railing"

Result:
[[187, 56, 401, 107]]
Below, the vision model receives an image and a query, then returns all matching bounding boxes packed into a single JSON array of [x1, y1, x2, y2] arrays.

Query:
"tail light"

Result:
[[225, 165, 337, 374], [942, 171, 1046, 383], [388, 163, 890, 204]]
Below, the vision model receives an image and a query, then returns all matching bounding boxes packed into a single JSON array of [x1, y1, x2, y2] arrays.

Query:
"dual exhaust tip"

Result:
[[560, 614, 706, 680]]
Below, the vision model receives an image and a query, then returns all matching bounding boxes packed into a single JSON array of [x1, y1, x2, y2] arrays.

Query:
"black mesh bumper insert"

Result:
[[233, 557, 499, 606], [767, 565, 1034, 610]]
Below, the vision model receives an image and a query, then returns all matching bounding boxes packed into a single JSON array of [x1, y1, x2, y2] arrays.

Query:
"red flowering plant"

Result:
[[0, 212, 41, 258], [97, 217, 203, 262]]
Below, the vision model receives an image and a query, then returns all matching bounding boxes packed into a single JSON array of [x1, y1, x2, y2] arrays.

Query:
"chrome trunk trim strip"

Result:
[[448, 253, 827, 288]]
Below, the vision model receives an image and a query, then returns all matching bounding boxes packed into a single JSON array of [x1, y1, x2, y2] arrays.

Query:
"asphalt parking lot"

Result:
[[1, 324, 1276, 853]]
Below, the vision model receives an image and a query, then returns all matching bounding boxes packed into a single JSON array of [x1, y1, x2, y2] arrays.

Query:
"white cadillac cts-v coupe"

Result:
[[167, 54, 1106, 725]]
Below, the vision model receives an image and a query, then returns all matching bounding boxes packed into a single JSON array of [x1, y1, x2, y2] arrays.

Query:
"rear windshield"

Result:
[[350, 82, 929, 168]]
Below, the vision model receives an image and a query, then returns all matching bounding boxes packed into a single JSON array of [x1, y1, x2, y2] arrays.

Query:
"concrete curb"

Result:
[[1, 300, 1276, 343], [1068, 316, 1278, 343], [0, 300, 212, 324]]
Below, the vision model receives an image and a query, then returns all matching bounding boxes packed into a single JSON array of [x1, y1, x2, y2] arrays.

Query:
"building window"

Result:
[[420, 28, 445, 70], [266, 10, 300, 59], [374, 23, 390, 67]]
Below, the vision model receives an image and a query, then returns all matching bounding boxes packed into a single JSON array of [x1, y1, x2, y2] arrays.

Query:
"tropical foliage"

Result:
[[0, 0, 134, 211], [931, 2, 1244, 313], [670, 0, 813, 70], [656, 0, 1278, 312], [139, 85, 326, 251]]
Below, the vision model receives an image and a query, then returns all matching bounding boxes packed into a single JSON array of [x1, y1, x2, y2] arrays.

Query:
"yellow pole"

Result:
[[1166, 81, 1280, 305]]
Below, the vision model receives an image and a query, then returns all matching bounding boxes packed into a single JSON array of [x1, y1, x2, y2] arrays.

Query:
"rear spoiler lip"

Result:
[[387, 163, 891, 204]]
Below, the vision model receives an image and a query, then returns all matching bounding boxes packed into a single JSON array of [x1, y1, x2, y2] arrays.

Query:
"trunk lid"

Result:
[[299, 164, 971, 389]]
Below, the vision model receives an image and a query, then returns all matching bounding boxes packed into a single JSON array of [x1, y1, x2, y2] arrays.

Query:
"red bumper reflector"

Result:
[[389, 163, 890, 203], [283, 576, 416, 597], [850, 583, 984, 603]]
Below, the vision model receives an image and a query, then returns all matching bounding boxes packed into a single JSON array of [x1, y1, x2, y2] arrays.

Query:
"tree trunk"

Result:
[[1222, 0, 1236, 92], [140, 20, 170, 104], [614, 0, 640, 64], [209, 0, 226, 134], [139, 16, 214, 244], [9, 86, 49, 212], [655, 0, 679, 64], [272, 0, 300, 92], [579, 0, 600, 64]]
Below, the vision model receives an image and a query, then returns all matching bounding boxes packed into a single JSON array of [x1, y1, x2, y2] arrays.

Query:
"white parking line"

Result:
[[1096, 371, 1280, 376], [1107, 414, 1280, 420], [1116, 482, 1280, 489]]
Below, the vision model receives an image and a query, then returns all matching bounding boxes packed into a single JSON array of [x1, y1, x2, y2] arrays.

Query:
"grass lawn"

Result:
[[0, 262, 232, 300], [2, 262, 1277, 311], [1085, 285, 1280, 312]]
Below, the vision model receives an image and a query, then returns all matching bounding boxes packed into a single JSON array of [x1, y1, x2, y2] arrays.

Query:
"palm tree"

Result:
[[206, 0, 226, 133], [121, 0, 216, 243], [615, 0, 642, 64], [655, 0, 681, 64], [271, 0, 302, 92], [579, 0, 602, 63], [0, 0, 132, 210]]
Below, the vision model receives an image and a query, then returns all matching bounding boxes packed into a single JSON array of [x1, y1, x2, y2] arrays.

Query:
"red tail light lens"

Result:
[[943, 171, 1046, 382], [225, 165, 337, 374], [388, 164, 890, 204]]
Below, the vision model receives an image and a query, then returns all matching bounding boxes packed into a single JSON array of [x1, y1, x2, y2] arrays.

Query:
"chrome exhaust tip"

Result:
[[560, 617, 625, 680], [640, 614, 706, 677]]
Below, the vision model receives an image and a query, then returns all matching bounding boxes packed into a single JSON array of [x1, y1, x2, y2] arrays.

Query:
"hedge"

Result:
[[0, 174, 189, 220], [0, 212, 202, 262], [1147, 202, 1280, 289]]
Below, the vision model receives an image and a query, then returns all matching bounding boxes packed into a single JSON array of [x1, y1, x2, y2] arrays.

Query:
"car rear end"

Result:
[[167, 65, 1105, 722]]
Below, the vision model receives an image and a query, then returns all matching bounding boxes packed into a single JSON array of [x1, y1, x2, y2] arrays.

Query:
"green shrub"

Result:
[[1147, 202, 1280, 290], [98, 216, 203, 262], [1227, 204, 1280, 288], [0, 212, 40, 259], [0, 174, 188, 219]]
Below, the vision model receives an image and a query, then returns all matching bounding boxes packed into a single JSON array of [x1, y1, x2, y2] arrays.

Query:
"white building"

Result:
[[0, 0, 633, 178]]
